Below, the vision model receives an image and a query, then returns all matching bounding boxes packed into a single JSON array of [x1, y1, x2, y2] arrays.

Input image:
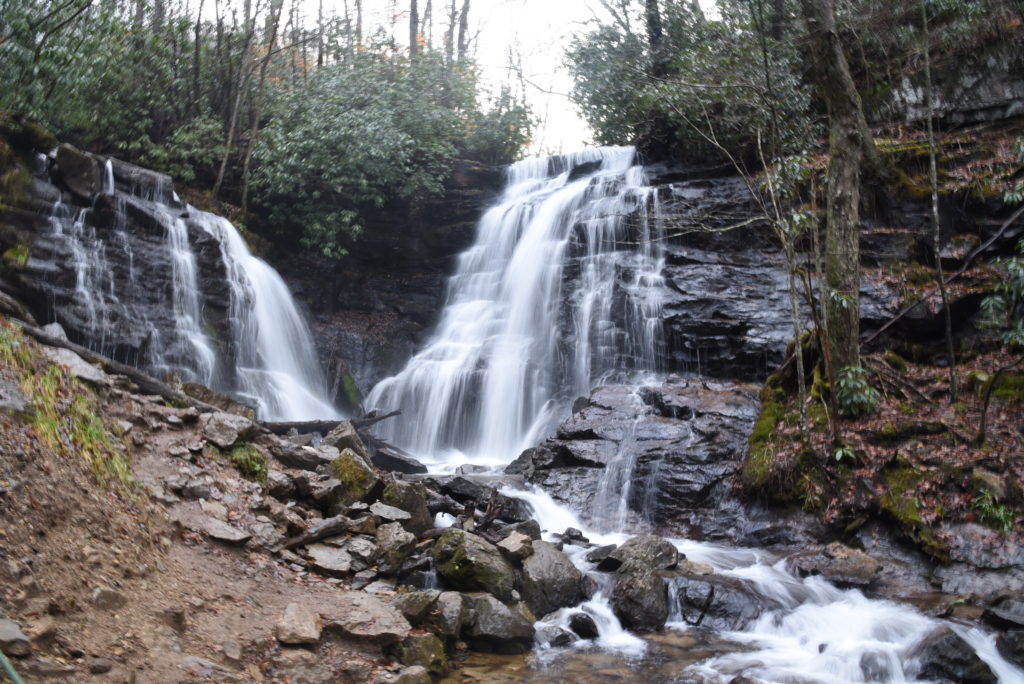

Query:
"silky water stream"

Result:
[[367, 148, 1022, 683]]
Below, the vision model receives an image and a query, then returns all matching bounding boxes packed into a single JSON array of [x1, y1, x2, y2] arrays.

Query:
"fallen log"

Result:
[[14, 319, 219, 412], [260, 410, 401, 436]]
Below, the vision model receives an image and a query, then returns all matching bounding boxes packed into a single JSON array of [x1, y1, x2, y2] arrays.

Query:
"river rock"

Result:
[[430, 591, 465, 639], [382, 480, 433, 535], [274, 602, 322, 645], [520, 541, 588, 618], [569, 612, 600, 639], [910, 626, 997, 683], [372, 446, 429, 475], [984, 595, 1024, 630], [325, 592, 410, 645], [271, 648, 334, 684], [432, 529, 518, 602], [598, 534, 678, 572], [787, 542, 883, 588], [305, 544, 353, 577], [391, 632, 448, 676], [462, 593, 536, 654], [321, 420, 368, 459], [497, 531, 533, 561], [997, 630, 1024, 668], [377, 666, 432, 684], [201, 412, 253, 449], [370, 501, 413, 523], [0, 619, 30, 657], [329, 449, 382, 506], [665, 573, 765, 632], [439, 476, 486, 504], [377, 522, 417, 574], [610, 561, 669, 632], [391, 590, 442, 624], [55, 143, 101, 198]]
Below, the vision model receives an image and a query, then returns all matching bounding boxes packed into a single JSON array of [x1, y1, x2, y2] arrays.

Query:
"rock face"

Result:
[[910, 626, 998, 683]]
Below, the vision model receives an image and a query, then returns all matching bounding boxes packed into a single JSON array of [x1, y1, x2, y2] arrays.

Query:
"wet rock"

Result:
[[538, 625, 576, 647], [611, 561, 668, 633], [911, 626, 997, 683], [996, 630, 1024, 668], [429, 591, 465, 640], [586, 544, 617, 564], [377, 522, 417, 574], [503, 519, 542, 541], [432, 529, 518, 602], [520, 541, 588, 618], [56, 143, 101, 198], [391, 590, 442, 625], [266, 470, 295, 498], [462, 593, 536, 654], [306, 544, 353, 577], [265, 438, 321, 471], [984, 595, 1024, 630], [788, 542, 883, 588], [569, 612, 600, 639], [201, 411, 253, 449], [482, 489, 533, 524], [378, 665, 432, 684], [274, 602, 322, 645], [372, 447, 429, 475], [370, 501, 413, 523], [382, 480, 433, 535], [665, 573, 765, 632], [497, 531, 533, 561], [0, 619, 30, 656], [598, 535, 678, 572], [558, 527, 589, 544], [326, 592, 410, 645], [391, 632, 448, 675], [328, 449, 382, 506], [439, 476, 486, 503]]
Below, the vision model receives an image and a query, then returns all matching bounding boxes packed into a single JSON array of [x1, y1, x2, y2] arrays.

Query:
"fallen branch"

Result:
[[260, 410, 401, 436]]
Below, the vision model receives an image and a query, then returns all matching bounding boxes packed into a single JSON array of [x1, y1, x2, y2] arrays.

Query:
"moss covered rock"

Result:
[[432, 528, 518, 602], [391, 632, 448, 676], [382, 480, 432, 536], [328, 448, 381, 506]]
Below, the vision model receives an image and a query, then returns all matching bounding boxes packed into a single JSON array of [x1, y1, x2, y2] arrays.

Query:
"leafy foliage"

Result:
[[973, 488, 1014, 534], [835, 365, 881, 417], [981, 240, 1024, 349]]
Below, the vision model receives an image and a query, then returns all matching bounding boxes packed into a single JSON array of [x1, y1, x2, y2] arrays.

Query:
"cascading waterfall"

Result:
[[367, 146, 666, 464], [40, 160, 336, 421], [367, 147, 1021, 682]]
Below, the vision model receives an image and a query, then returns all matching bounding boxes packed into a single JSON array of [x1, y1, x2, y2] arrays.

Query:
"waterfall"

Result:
[[40, 160, 337, 421], [366, 147, 666, 464]]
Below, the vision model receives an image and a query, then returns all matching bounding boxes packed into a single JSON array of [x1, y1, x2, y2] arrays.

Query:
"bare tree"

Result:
[[410, 0, 419, 59]]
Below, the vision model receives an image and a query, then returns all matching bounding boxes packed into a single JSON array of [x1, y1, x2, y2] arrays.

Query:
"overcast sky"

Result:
[[318, 0, 720, 155]]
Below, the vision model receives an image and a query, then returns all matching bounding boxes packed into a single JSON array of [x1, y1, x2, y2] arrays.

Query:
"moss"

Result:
[[895, 402, 915, 415], [3, 244, 29, 268], [328, 449, 378, 506], [882, 351, 909, 373], [228, 443, 268, 484], [341, 372, 362, 410], [990, 374, 1024, 405], [390, 633, 448, 676], [880, 464, 949, 561], [432, 528, 513, 598]]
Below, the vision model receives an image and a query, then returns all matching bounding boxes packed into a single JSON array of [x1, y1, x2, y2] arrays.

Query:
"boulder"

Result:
[[910, 626, 997, 683], [997, 630, 1024, 668], [377, 666, 432, 684], [201, 412, 254, 450], [382, 480, 433, 536], [568, 612, 600, 639], [271, 648, 334, 684], [497, 531, 533, 562], [788, 542, 883, 588], [429, 591, 465, 640], [0, 619, 30, 657], [274, 603, 322, 645], [377, 522, 417, 575], [391, 632, 448, 676], [439, 476, 486, 504], [370, 501, 413, 523], [520, 541, 588, 618], [598, 535, 678, 572], [432, 529, 518, 602], [328, 449, 382, 506], [325, 592, 411, 645], [55, 144, 101, 198], [984, 595, 1024, 630], [372, 446, 429, 475], [664, 573, 765, 632], [391, 590, 442, 625], [462, 593, 536, 654], [305, 544, 353, 577], [611, 561, 669, 633], [321, 421, 368, 459]]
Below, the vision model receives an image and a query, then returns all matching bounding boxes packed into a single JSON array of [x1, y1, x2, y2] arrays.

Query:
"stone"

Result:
[[92, 587, 128, 611], [788, 542, 882, 588], [664, 573, 765, 632], [984, 595, 1024, 630], [88, 657, 115, 674], [569, 612, 600, 639], [520, 541, 587, 618], [326, 592, 411, 645], [598, 534, 678, 572], [372, 448, 429, 474], [538, 625, 576, 647], [585, 544, 617, 564], [306, 544, 353, 577], [497, 531, 534, 561], [43, 347, 110, 385], [249, 522, 284, 550], [559, 527, 589, 544], [462, 593, 536, 654], [56, 143, 101, 198], [201, 411, 253, 450], [432, 528, 519, 602], [377, 522, 417, 575], [482, 490, 534, 524], [430, 592, 465, 639], [504, 519, 542, 541], [221, 640, 243, 662], [274, 602, 322, 645], [41, 322, 68, 341], [321, 421, 368, 459], [610, 561, 668, 633], [392, 632, 448, 675], [0, 619, 30, 656], [345, 536, 378, 562], [24, 656, 76, 678], [271, 649, 334, 684], [378, 666, 432, 684], [266, 470, 296, 498], [911, 626, 997, 683], [439, 476, 486, 503], [382, 480, 433, 535], [0, 380, 30, 416], [391, 590, 441, 625], [328, 449, 382, 506], [201, 517, 251, 545], [997, 630, 1024, 668], [182, 479, 213, 500], [370, 501, 413, 523]]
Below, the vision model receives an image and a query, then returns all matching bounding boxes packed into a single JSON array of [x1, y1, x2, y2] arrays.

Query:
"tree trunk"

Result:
[[645, 0, 666, 77], [192, 0, 204, 116], [457, 0, 469, 61], [800, 0, 865, 372], [410, 0, 419, 59], [240, 0, 284, 214]]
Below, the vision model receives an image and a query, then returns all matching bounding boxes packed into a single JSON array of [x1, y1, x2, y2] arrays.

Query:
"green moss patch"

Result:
[[228, 443, 268, 484]]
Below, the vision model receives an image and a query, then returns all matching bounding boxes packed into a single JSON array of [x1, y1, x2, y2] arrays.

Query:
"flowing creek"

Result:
[[366, 148, 1024, 683]]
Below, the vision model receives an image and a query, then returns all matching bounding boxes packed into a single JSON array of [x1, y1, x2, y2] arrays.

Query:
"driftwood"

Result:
[[279, 515, 350, 550], [260, 410, 401, 436], [15, 319, 219, 412]]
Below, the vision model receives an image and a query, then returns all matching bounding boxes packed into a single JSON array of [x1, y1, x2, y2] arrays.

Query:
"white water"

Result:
[[366, 147, 665, 466], [43, 160, 337, 420], [365, 148, 1022, 683]]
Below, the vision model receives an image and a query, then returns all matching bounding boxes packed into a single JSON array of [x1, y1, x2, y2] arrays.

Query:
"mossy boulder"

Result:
[[55, 143, 102, 199], [390, 632, 448, 676], [328, 448, 382, 506], [432, 529, 518, 602], [382, 480, 432, 536]]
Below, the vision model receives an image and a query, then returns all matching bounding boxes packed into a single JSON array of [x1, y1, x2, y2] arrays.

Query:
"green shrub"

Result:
[[835, 365, 880, 418]]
